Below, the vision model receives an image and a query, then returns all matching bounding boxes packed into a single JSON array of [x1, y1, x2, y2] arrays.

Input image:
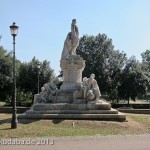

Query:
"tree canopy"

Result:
[[18, 57, 59, 97], [0, 42, 59, 105], [76, 34, 127, 100], [0, 46, 13, 100], [76, 34, 149, 102], [118, 56, 149, 104]]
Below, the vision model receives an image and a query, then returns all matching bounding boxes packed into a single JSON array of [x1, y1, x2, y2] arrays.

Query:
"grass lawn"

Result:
[[0, 114, 150, 138], [0, 102, 6, 107], [128, 114, 150, 127]]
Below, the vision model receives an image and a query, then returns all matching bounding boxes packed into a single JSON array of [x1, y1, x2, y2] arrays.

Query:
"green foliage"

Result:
[[0, 41, 59, 105], [118, 56, 149, 104], [0, 46, 13, 100], [0, 101, 6, 106], [16, 90, 32, 106], [141, 50, 150, 91], [76, 34, 127, 100], [141, 50, 150, 63], [76, 34, 150, 104], [0, 39, 21, 102], [17, 57, 59, 98]]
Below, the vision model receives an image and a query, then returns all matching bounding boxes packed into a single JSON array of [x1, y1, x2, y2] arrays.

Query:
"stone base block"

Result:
[[32, 102, 111, 111], [53, 90, 74, 103], [26, 108, 118, 114], [18, 112, 126, 122], [73, 99, 86, 104], [60, 83, 81, 91], [18, 102, 126, 121]]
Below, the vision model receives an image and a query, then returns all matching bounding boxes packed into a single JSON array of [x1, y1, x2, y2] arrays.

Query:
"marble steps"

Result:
[[26, 108, 118, 114], [32, 103, 111, 111], [18, 112, 126, 121], [18, 102, 126, 121]]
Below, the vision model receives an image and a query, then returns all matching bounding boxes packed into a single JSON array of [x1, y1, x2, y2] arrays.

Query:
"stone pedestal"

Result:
[[18, 102, 126, 121], [60, 55, 85, 91]]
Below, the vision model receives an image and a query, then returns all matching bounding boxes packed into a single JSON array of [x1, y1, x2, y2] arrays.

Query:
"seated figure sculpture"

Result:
[[86, 73, 101, 101], [73, 73, 101, 103], [34, 82, 58, 103]]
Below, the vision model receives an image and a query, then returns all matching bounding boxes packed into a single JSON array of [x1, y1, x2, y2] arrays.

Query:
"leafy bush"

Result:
[[16, 90, 32, 106]]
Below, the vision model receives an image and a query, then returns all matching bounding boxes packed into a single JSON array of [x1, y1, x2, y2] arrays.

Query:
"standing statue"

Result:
[[61, 19, 79, 60]]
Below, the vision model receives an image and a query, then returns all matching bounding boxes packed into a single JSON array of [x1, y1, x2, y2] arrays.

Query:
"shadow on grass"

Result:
[[0, 117, 41, 125], [0, 118, 11, 125], [52, 119, 64, 124], [18, 119, 41, 124], [0, 118, 12, 130], [0, 127, 11, 130]]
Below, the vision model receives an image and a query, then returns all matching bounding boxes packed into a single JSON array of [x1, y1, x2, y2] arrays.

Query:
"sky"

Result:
[[1, 0, 150, 75]]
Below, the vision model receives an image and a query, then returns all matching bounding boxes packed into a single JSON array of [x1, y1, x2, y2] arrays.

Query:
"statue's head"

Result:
[[72, 19, 76, 24], [90, 73, 95, 79], [83, 77, 88, 82], [41, 87, 45, 92]]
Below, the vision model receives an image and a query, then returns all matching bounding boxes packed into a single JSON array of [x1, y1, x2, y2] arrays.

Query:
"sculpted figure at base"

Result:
[[86, 73, 101, 101], [61, 19, 79, 60], [34, 82, 58, 103], [73, 74, 101, 103]]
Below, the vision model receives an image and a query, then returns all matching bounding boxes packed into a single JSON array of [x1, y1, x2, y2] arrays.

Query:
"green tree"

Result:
[[18, 57, 59, 101], [118, 56, 149, 105], [76, 34, 127, 101], [0, 36, 21, 104], [141, 50, 150, 64], [141, 50, 150, 91], [0, 46, 13, 100]]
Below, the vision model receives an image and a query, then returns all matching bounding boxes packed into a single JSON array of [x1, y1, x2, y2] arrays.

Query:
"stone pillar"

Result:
[[60, 55, 85, 91]]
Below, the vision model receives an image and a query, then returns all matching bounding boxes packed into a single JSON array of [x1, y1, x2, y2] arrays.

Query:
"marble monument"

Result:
[[18, 19, 126, 121]]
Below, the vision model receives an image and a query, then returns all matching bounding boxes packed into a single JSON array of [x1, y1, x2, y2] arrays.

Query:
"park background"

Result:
[[0, 0, 150, 107]]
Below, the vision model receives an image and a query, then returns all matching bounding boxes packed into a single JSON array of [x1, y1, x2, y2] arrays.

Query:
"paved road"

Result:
[[1, 135, 150, 150]]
